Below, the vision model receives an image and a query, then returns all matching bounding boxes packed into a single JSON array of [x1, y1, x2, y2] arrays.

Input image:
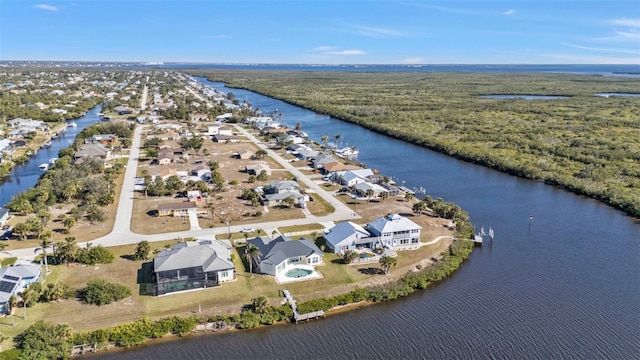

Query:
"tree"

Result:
[[405, 192, 414, 202], [282, 196, 296, 208], [321, 135, 329, 148], [83, 279, 132, 306], [412, 201, 426, 216], [340, 250, 358, 264], [133, 240, 152, 261], [55, 237, 78, 264], [34, 235, 53, 273], [334, 134, 341, 148], [366, 189, 375, 202], [7, 295, 16, 326], [21, 286, 39, 320], [254, 149, 268, 159], [14, 320, 73, 360], [379, 255, 397, 275], [250, 296, 269, 314], [13, 222, 29, 240], [244, 244, 262, 277], [61, 215, 76, 233], [379, 191, 389, 202], [206, 201, 216, 220]]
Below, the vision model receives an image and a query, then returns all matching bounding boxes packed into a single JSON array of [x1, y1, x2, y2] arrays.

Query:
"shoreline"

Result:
[[191, 72, 640, 219]]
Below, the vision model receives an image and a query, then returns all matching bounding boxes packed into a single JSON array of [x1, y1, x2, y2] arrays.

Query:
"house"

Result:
[[153, 239, 235, 296], [312, 153, 338, 169], [261, 180, 308, 207], [212, 134, 239, 143], [338, 169, 375, 187], [0, 139, 12, 154], [324, 221, 371, 253], [190, 113, 209, 122], [367, 214, 422, 248], [114, 106, 133, 115], [247, 236, 323, 277], [321, 161, 361, 174], [7, 118, 44, 129], [0, 208, 9, 226], [187, 190, 203, 202], [0, 265, 42, 313], [245, 163, 271, 176], [354, 181, 388, 198], [190, 165, 211, 181], [157, 150, 173, 165], [236, 149, 253, 160], [215, 113, 233, 122], [73, 143, 110, 164], [157, 202, 197, 217], [84, 134, 119, 144], [324, 214, 422, 254]]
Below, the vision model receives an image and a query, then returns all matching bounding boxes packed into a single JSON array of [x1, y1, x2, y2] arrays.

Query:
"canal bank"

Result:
[[87, 76, 639, 360]]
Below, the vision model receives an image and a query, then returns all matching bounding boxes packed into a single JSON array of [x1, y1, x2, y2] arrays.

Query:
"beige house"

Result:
[[158, 202, 197, 217]]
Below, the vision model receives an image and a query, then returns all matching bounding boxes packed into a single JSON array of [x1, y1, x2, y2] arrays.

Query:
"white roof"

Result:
[[354, 182, 387, 193], [367, 214, 421, 235], [324, 221, 370, 249]]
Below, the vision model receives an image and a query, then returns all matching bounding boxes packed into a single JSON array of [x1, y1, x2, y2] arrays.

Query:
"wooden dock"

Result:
[[283, 289, 326, 323]]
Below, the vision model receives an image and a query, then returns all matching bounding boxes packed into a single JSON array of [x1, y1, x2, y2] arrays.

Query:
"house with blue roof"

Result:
[[247, 236, 323, 277], [0, 264, 42, 313]]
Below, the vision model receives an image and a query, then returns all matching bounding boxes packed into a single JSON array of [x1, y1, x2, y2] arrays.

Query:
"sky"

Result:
[[1, 0, 639, 64]]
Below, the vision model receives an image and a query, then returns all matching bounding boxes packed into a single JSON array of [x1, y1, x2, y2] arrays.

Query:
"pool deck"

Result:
[[274, 264, 323, 284]]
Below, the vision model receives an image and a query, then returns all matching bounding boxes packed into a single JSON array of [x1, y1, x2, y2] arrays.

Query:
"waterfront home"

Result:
[[0, 208, 9, 226], [288, 143, 318, 160], [312, 153, 338, 169], [0, 265, 42, 313], [114, 106, 133, 115], [73, 143, 110, 164], [324, 221, 371, 253], [321, 161, 361, 175], [354, 182, 388, 198], [367, 214, 422, 248], [153, 239, 235, 296], [247, 236, 323, 277], [215, 113, 233, 122], [0, 139, 12, 154], [7, 118, 44, 129], [84, 134, 119, 144], [337, 169, 375, 187], [324, 214, 422, 254], [157, 201, 197, 217], [245, 163, 272, 176]]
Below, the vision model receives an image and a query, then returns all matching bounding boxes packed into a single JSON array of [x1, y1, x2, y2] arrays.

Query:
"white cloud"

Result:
[[325, 50, 366, 56], [402, 58, 425, 64], [33, 4, 58, 11], [311, 47, 365, 56], [608, 18, 640, 27], [561, 42, 639, 54], [502, 9, 515, 16]]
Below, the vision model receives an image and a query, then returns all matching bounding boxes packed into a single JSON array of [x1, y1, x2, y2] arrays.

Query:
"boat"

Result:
[[41, 140, 52, 149], [48, 157, 58, 164], [67, 122, 77, 128], [38, 163, 49, 172]]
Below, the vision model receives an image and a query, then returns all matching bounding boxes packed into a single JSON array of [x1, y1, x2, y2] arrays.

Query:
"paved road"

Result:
[[8, 82, 359, 261]]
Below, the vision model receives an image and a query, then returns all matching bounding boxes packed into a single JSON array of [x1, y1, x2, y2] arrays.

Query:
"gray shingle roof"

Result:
[[154, 240, 233, 273], [247, 236, 322, 266]]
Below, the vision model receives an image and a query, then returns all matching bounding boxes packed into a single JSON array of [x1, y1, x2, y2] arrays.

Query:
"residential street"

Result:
[[8, 113, 359, 261]]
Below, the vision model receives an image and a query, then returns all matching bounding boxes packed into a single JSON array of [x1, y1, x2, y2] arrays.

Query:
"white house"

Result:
[[247, 236, 323, 277], [324, 221, 371, 253], [0, 265, 42, 313], [337, 169, 375, 187]]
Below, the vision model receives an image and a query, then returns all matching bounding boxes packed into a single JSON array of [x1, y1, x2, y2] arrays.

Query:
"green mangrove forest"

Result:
[[188, 70, 640, 217]]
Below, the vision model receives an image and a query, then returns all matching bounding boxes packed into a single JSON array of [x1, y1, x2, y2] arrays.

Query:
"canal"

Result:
[[95, 77, 640, 359]]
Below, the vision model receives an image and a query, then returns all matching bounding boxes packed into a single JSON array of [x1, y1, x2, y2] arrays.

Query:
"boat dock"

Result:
[[283, 289, 326, 323]]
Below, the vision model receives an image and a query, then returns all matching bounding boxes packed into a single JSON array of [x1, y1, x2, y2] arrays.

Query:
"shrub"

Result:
[[82, 279, 132, 306]]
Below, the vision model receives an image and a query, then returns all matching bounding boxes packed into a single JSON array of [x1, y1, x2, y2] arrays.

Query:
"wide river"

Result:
[[102, 77, 638, 359]]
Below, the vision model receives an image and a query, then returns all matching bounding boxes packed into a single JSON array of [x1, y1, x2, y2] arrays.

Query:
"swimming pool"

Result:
[[285, 268, 313, 278]]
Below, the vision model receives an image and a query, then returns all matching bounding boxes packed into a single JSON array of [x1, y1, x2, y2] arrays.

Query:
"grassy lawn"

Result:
[[130, 193, 191, 234], [305, 193, 335, 216], [278, 223, 326, 235]]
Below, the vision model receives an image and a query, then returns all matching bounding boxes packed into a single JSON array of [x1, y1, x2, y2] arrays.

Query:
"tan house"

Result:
[[157, 202, 197, 217], [246, 163, 272, 176], [237, 149, 254, 160]]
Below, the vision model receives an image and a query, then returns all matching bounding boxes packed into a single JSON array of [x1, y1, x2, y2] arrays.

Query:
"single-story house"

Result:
[[73, 143, 110, 164], [157, 202, 197, 217], [84, 134, 119, 144], [7, 118, 44, 129], [354, 182, 388, 197], [321, 161, 361, 174], [190, 113, 209, 122], [245, 163, 271, 176], [338, 169, 375, 187], [154, 239, 235, 296], [0, 265, 42, 313], [261, 180, 308, 207], [157, 150, 173, 165], [215, 113, 233, 122], [114, 106, 133, 115], [236, 149, 253, 160], [212, 134, 239, 143], [190, 165, 211, 180], [312, 153, 338, 168], [247, 236, 323, 277], [187, 190, 203, 202]]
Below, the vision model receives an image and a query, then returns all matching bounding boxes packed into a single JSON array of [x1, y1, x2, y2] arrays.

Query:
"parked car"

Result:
[[1, 230, 13, 240], [240, 227, 255, 233]]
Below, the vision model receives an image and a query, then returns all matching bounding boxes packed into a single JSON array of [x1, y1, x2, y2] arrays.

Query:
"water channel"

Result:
[[0, 106, 102, 207], [90, 77, 639, 359]]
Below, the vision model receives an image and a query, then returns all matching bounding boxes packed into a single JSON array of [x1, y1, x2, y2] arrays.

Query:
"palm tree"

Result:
[[7, 295, 16, 326], [35, 232, 53, 273], [379, 191, 389, 202], [21, 287, 37, 320], [366, 189, 375, 202], [206, 201, 216, 220], [334, 134, 341, 149], [321, 135, 329, 148], [405, 192, 414, 202], [379, 255, 397, 275], [244, 244, 262, 278], [412, 201, 427, 216], [341, 250, 358, 264]]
